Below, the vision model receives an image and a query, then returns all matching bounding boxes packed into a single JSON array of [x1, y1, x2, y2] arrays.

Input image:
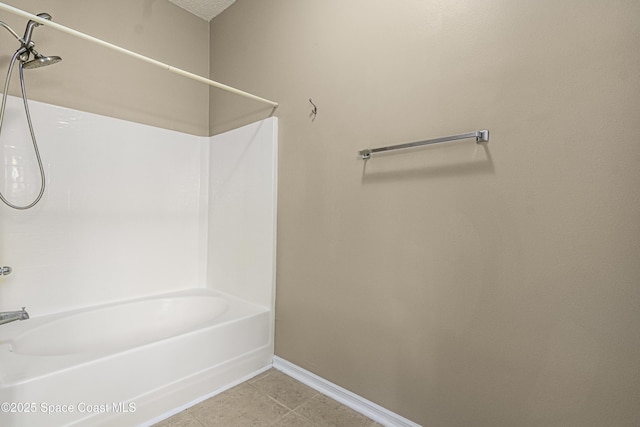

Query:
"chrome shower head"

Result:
[[22, 53, 62, 69], [16, 12, 61, 70]]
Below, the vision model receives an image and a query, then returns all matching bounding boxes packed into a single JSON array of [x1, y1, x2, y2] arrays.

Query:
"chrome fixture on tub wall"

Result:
[[0, 307, 29, 325], [0, 267, 27, 326]]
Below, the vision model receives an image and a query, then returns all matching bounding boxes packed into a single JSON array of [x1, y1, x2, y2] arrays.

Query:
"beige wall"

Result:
[[1, 0, 209, 135], [210, 1, 640, 426]]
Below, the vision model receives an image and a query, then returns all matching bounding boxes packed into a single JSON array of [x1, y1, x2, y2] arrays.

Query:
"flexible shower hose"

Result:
[[0, 47, 46, 210]]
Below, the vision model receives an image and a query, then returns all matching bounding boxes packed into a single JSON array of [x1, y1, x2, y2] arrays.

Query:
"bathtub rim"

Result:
[[0, 287, 271, 387], [0, 287, 267, 340], [7, 291, 232, 357]]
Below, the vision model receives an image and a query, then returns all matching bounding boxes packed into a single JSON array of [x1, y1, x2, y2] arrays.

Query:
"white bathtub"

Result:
[[0, 288, 273, 427]]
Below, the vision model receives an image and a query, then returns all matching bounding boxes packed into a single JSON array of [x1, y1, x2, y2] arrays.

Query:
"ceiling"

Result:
[[167, 0, 236, 21]]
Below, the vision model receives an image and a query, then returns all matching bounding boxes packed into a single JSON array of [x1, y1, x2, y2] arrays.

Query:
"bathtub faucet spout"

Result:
[[0, 307, 29, 325]]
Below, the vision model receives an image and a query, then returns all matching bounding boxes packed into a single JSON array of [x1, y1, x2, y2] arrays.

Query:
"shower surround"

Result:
[[0, 95, 277, 426]]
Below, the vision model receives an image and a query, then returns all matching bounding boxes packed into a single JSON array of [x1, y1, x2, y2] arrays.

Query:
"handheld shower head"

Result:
[[22, 12, 52, 46], [0, 12, 56, 210], [17, 13, 61, 70], [22, 52, 62, 69]]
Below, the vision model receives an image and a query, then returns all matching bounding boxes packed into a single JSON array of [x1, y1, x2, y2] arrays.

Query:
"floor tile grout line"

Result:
[[290, 406, 322, 426], [247, 373, 321, 412], [270, 408, 319, 427], [246, 372, 324, 426], [269, 409, 294, 427], [289, 393, 321, 413], [154, 368, 380, 427]]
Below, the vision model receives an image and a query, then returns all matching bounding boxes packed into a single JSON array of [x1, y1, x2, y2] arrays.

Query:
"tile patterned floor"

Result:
[[153, 369, 382, 427]]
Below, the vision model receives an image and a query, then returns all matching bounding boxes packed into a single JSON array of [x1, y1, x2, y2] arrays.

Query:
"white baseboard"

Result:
[[272, 356, 421, 427]]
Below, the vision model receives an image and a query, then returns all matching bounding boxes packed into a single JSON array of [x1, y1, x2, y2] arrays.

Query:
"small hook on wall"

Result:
[[309, 98, 317, 121]]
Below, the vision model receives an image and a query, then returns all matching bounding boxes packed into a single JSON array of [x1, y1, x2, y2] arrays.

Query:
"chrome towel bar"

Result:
[[358, 130, 489, 160]]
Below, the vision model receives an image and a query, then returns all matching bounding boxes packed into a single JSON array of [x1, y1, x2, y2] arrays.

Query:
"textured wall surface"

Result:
[[210, 1, 640, 425]]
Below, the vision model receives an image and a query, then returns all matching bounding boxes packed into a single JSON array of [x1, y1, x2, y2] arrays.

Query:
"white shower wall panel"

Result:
[[0, 95, 209, 316], [207, 118, 277, 308]]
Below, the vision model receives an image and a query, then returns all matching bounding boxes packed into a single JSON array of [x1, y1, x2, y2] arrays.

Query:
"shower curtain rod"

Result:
[[0, 2, 279, 108]]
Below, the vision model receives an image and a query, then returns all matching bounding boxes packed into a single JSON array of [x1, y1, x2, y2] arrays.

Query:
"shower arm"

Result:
[[0, 2, 279, 109], [0, 20, 24, 43]]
